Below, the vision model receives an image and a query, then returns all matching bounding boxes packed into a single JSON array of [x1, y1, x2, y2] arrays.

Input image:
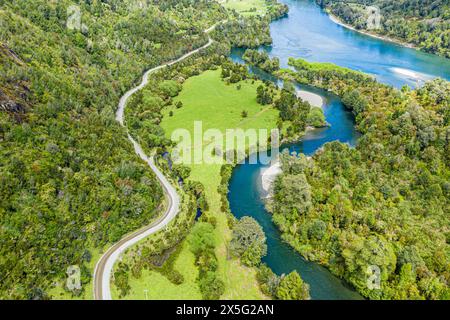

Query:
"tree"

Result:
[[230, 216, 267, 266], [173, 164, 191, 180], [159, 80, 181, 97], [175, 101, 183, 109], [256, 85, 273, 105], [308, 219, 327, 240], [142, 94, 164, 112], [341, 234, 397, 299], [276, 271, 310, 300], [397, 246, 425, 272], [283, 81, 295, 93], [187, 222, 224, 299], [342, 89, 368, 115], [273, 174, 312, 219], [243, 49, 280, 73], [114, 263, 131, 298], [229, 73, 241, 83], [256, 264, 281, 297], [306, 107, 327, 127], [188, 222, 216, 256]]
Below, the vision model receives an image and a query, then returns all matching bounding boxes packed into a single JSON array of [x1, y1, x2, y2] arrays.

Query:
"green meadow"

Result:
[[120, 69, 278, 299], [163, 69, 277, 299], [162, 69, 278, 135], [219, 0, 268, 16], [111, 241, 203, 300]]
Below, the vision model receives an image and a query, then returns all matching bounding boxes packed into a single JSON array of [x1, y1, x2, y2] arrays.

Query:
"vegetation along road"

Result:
[[93, 23, 222, 301]]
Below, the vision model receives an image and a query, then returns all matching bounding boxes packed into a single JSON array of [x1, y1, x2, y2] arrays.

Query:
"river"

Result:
[[227, 0, 450, 300]]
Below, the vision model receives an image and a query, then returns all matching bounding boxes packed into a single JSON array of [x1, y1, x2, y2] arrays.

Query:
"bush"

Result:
[[188, 222, 224, 299], [306, 107, 326, 127], [256, 264, 280, 297], [199, 272, 225, 300], [188, 222, 216, 256], [159, 80, 182, 97], [276, 271, 310, 300], [308, 219, 327, 240]]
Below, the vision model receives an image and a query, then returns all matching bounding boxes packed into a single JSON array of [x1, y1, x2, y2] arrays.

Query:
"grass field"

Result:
[[120, 69, 278, 299], [162, 69, 277, 135], [219, 0, 268, 16]]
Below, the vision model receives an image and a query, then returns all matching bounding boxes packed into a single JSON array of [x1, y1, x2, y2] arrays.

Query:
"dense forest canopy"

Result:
[[0, 0, 227, 299], [317, 0, 450, 57]]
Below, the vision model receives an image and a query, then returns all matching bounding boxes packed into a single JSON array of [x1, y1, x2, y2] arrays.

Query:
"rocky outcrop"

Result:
[[0, 43, 30, 122]]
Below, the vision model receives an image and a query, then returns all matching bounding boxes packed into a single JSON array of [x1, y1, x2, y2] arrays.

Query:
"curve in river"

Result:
[[228, 0, 450, 300]]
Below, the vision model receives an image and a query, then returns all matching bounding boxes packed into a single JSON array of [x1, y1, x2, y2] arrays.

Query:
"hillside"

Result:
[[0, 0, 226, 299]]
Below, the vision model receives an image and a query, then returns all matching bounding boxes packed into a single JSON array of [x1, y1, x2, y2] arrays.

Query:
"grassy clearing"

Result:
[[163, 69, 277, 135], [121, 69, 278, 299], [162, 69, 277, 299], [219, 0, 268, 16]]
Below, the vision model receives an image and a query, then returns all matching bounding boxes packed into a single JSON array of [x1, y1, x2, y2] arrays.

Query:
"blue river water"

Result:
[[227, 0, 450, 300], [266, 0, 450, 88]]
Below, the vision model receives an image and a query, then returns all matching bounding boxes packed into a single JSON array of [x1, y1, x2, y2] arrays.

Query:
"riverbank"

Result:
[[297, 90, 324, 108], [159, 69, 278, 299], [327, 13, 416, 50], [260, 161, 282, 198], [228, 86, 363, 299]]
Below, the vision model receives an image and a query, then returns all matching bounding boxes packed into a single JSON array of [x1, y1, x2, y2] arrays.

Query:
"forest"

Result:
[[317, 0, 450, 58], [243, 49, 280, 73], [271, 58, 450, 299], [0, 0, 227, 299]]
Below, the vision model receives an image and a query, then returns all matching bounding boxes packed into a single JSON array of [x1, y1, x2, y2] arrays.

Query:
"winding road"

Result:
[[93, 23, 221, 300]]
